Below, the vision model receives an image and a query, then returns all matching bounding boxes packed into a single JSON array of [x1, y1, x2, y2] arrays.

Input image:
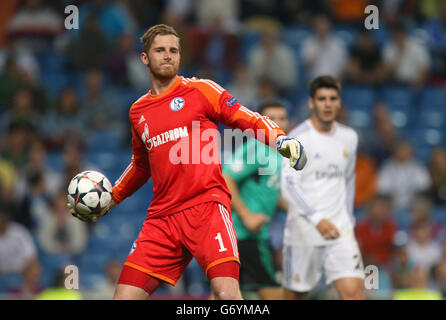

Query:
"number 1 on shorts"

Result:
[[215, 233, 227, 252]]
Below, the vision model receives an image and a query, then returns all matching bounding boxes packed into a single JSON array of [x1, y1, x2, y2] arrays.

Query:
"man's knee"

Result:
[[335, 278, 365, 300], [113, 284, 150, 300]]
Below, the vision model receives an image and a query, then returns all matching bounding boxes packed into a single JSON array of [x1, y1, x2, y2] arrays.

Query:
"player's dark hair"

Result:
[[309, 75, 342, 97], [257, 99, 286, 116], [140, 24, 180, 53]]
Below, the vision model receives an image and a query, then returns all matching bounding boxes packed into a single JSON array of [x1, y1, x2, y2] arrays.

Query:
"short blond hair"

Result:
[[140, 24, 180, 53]]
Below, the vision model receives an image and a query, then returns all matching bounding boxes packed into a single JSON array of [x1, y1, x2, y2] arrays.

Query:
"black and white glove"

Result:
[[276, 136, 307, 170]]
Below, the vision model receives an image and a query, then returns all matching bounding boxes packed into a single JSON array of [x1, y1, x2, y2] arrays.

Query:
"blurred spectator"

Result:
[[12, 139, 62, 229], [226, 64, 257, 108], [80, 68, 122, 132], [0, 56, 28, 109], [0, 36, 40, 82], [406, 220, 442, 272], [84, 260, 122, 299], [188, 16, 240, 75], [36, 191, 88, 256], [425, 1, 446, 83], [0, 121, 34, 170], [247, 26, 297, 94], [42, 87, 86, 150], [377, 140, 431, 211], [301, 15, 347, 82], [0, 157, 16, 203], [366, 104, 400, 167], [1, 87, 41, 134], [61, 143, 97, 189], [428, 147, 446, 205], [434, 258, 446, 297], [344, 31, 389, 86], [195, 0, 240, 33], [126, 0, 166, 28], [68, 14, 110, 70], [7, 258, 44, 300], [7, 0, 63, 52], [325, 0, 372, 24], [354, 145, 378, 208], [409, 195, 443, 240], [355, 194, 397, 266], [382, 22, 431, 89], [78, 0, 137, 41], [0, 203, 38, 274], [390, 231, 416, 289], [420, 0, 443, 21], [35, 267, 83, 300], [106, 33, 150, 90], [278, 0, 330, 25], [393, 266, 442, 300]]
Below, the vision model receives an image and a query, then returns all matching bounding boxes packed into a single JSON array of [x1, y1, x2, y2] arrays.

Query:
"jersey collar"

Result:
[[148, 76, 182, 100]]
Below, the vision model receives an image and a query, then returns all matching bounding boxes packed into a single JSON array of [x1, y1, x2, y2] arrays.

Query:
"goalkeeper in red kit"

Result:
[[69, 24, 307, 300]]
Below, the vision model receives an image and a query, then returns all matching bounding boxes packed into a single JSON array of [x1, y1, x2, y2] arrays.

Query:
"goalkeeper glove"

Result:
[[67, 200, 116, 223], [276, 136, 307, 170]]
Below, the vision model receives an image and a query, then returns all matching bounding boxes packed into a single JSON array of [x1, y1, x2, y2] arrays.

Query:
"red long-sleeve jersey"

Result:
[[113, 76, 285, 219]]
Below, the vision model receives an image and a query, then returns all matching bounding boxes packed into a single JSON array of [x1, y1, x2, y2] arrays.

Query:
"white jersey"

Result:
[[281, 119, 358, 246]]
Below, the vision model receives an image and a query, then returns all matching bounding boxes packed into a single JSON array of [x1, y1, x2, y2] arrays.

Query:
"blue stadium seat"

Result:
[[86, 130, 125, 154], [342, 87, 375, 129], [0, 274, 23, 293], [420, 87, 446, 109], [342, 86, 376, 111], [40, 72, 70, 99], [281, 27, 311, 57], [417, 105, 446, 129], [240, 31, 261, 62], [433, 207, 446, 226], [46, 151, 64, 172]]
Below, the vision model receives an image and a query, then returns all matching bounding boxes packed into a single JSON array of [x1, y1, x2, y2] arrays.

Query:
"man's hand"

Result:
[[68, 200, 116, 223], [316, 219, 340, 240], [242, 212, 270, 234], [276, 136, 307, 170]]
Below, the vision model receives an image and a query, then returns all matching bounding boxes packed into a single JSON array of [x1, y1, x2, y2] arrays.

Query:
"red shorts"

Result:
[[120, 201, 240, 286]]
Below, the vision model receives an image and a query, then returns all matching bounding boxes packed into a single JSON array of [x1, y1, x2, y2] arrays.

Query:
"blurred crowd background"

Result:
[[0, 0, 446, 300]]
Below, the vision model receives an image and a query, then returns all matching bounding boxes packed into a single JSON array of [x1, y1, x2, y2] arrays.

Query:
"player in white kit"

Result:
[[281, 76, 365, 300]]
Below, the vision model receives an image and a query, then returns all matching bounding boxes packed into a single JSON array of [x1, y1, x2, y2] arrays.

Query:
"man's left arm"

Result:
[[345, 133, 359, 216], [214, 89, 307, 170]]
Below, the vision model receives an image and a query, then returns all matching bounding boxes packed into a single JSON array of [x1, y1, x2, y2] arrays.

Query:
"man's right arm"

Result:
[[281, 159, 340, 240], [112, 126, 151, 204]]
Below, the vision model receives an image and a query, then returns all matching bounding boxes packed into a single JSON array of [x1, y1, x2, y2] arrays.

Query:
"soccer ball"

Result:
[[67, 170, 113, 216]]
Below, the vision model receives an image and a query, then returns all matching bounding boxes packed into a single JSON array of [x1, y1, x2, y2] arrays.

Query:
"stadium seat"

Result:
[[281, 27, 311, 57], [0, 274, 23, 293], [86, 131, 125, 154], [417, 105, 446, 129], [240, 31, 261, 62], [420, 87, 446, 109], [379, 87, 415, 129], [342, 86, 375, 129], [342, 86, 376, 111]]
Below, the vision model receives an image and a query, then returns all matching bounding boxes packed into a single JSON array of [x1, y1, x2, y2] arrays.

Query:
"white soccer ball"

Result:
[[67, 171, 113, 216]]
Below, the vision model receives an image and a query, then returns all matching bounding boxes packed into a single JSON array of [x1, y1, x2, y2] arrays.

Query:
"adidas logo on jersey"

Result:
[[138, 115, 146, 124]]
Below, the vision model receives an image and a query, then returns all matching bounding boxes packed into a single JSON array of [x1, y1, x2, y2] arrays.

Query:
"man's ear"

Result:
[[141, 52, 149, 67], [308, 97, 314, 111]]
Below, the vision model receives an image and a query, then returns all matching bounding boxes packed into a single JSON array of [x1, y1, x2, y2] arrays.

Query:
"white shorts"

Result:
[[282, 238, 365, 293]]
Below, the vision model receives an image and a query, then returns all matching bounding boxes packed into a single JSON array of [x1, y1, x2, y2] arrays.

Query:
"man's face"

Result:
[[261, 106, 289, 133], [309, 88, 341, 125], [141, 34, 180, 81]]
